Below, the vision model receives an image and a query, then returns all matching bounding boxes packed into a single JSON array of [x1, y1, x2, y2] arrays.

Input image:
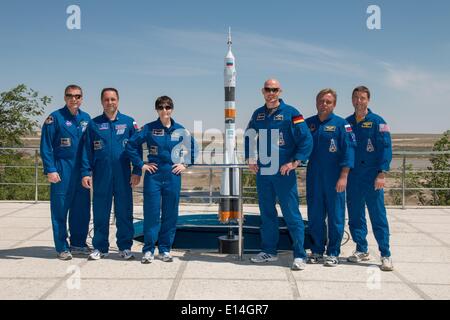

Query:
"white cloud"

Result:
[[382, 63, 450, 94]]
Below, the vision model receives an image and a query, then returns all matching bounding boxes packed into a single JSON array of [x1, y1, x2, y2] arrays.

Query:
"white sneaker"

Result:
[[307, 253, 323, 264], [347, 251, 370, 263], [291, 258, 306, 271], [250, 252, 278, 263], [324, 256, 339, 267], [119, 249, 135, 260], [380, 256, 394, 271], [88, 249, 108, 261], [159, 252, 173, 262], [141, 251, 154, 264], [57, 251, 72, 261]]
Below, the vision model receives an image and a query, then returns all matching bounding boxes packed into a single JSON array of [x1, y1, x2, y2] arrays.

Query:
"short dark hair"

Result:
[[155, 96, 174, 109], [65, 84, 83, 96], [101, 88, 119, 100], [352, 86, 371, 100]]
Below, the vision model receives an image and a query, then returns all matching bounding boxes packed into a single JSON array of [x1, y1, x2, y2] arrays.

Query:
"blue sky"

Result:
[[1, 0, 449, 134]]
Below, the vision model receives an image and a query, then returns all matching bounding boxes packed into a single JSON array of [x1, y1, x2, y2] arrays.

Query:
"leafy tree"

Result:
[[0, 84, 52, 200], [427, 130, 450, 205], [0, 84, 51, 147]]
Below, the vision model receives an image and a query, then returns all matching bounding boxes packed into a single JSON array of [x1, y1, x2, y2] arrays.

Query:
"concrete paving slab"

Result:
[[292, 261, 402, 283], [12, 210, 51, 218], [417, 284, 450, 300], [394, 263, 450, 285], [175, 279, 294, 300], [0, 227, 48, 241], [182, 254, 287, 280], [388, 222, 422, 233], [1, 202, 450, 300], [0, 279, 61, 300], [432, 233, 450, 246], [393, 215, 450, 224], [389, 233, 444, 246], [0, 240, 21, 249], [26, 229, 55, 241], [46, 279, 173, 300], [297, 280, 422, 300], [0, 217, 54, 228], [390, 246, 450, 263], [411, 223, 450, 234], [0, 253, 83, 278]]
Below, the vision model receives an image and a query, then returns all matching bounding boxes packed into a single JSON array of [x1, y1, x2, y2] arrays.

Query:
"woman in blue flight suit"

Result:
[[126, 96, 197, 263]]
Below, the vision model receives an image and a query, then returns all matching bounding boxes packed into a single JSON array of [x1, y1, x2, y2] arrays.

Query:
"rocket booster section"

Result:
[[219, 28, 240, 223]]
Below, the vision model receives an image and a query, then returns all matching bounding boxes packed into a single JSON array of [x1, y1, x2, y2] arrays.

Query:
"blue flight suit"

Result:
[[245, 99, 313, 259], [81, 112, 142, 253], [40, 106, 91, 253], [126, 118, 197, 254], [305, 113, 356, 257], [346, 109, 392, 257]]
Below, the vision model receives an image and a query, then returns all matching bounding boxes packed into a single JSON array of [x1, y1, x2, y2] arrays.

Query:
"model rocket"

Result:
[[219, 28, 240, 223]]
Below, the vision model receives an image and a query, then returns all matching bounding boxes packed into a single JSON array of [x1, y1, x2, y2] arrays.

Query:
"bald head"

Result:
[[262, 78, 282, 108], [264, 79, 281, 88]]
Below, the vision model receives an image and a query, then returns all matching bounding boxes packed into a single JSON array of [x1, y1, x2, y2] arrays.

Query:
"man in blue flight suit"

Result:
[[81, 88, 142, 261], [245, 79, 313, 271], [305, 88, 356, 267], [346, 86, 394, 271], [40, 84, 91, 260], [126, 96, 197, 264]]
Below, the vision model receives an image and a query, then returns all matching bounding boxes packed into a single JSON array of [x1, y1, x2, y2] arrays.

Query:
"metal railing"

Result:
[[390, 151, 450, 208], [1, 147, 450, 208]]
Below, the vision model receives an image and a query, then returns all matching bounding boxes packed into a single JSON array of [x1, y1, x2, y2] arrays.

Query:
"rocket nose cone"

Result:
[[225, 50, 235, 59]]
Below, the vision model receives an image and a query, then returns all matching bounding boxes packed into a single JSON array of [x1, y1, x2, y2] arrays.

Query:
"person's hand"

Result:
[[280, 160, 299, 176], [335, 176, 348, 193], [248, 158, 259, 174], [47, 172, 61, 183], [130, 174, 141, 187], [172, 163, 187, 175], [142, 163, 158, 174], [375, 172, 386, 190], [82, 176, 92, 189]]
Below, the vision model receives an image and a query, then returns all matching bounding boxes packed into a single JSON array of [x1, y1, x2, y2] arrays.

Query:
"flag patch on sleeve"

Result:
[[345, 124, 353, 132], [379, 124, 390, 132], [292, 115, 304, 124]]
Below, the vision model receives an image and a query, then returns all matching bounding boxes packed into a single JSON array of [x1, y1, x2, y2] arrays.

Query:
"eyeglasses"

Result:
[[156, 105, 173, 111], [264, 87, 280, 93], [65, 94, 82, 100]]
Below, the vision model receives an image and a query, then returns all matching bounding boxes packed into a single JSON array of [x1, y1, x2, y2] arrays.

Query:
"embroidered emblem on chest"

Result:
[[366, 138, 375, 152]]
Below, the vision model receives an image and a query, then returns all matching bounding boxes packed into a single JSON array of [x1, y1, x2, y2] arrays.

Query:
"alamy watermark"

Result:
[[367, 5, 381, 30], [66, 5, 81, 30]]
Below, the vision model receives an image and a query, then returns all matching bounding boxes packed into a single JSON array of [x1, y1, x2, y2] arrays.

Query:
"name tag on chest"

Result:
[[152, 129, 164, 136]]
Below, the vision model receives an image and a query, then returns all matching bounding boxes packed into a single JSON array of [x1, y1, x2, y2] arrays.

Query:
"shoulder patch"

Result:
[[345, 124, 352, 132], [45, 115, 54, 125], [379, 124, 390, 132], [292, 115, 304, 124]]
